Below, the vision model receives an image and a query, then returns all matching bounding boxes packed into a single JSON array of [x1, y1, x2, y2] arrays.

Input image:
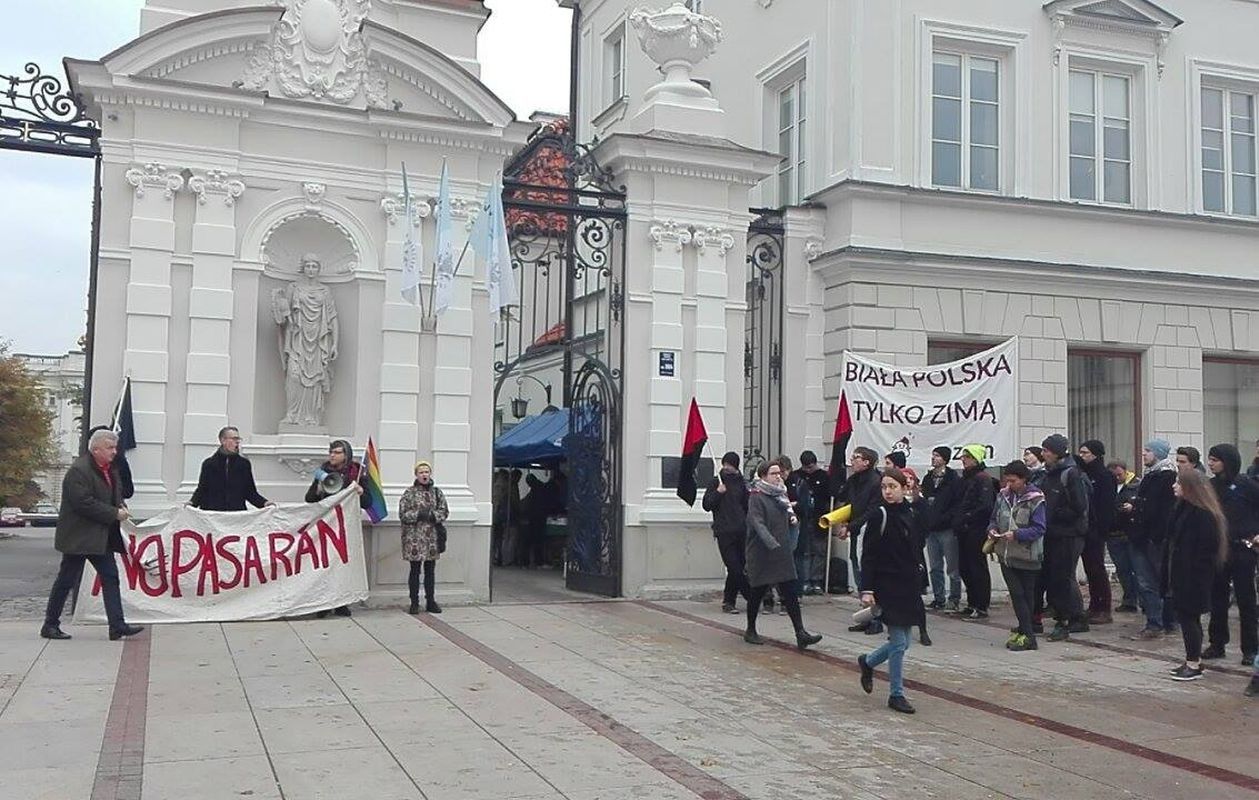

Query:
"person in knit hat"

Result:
[[953, 445, 997, 619], [1128, 439, 1178, 638], [884, 451, 908, 470], [1039, 435, 1091, 641], [1077, 440, 1117, 623], [921, 445, 963, 612]]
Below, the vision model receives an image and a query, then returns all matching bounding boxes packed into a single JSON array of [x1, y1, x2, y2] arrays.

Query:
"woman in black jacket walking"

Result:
[[855, 467, 925, 714], [1164, 469, 1229, 681], [743, 460, 822, 650]]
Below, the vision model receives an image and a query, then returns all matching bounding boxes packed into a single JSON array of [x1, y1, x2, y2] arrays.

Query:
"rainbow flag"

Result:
[[362, 437, 387, 523]]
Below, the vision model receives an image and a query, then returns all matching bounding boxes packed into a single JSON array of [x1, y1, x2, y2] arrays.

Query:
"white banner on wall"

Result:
[[839, 337, 1019, 468], [74, 489, 369, 624]]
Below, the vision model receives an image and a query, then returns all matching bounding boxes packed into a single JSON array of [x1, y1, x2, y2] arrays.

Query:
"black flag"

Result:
[[113, 377, 137, 451]]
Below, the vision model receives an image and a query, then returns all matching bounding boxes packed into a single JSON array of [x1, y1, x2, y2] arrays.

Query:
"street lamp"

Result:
[[511, 374, 553, 419]]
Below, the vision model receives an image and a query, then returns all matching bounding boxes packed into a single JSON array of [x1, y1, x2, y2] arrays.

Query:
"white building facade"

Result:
[[19, 351, 86, 505], [575, 0, 1259, 473]]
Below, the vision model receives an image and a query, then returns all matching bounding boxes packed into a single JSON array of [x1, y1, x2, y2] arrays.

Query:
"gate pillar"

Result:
[[594, 7, 778, 598]]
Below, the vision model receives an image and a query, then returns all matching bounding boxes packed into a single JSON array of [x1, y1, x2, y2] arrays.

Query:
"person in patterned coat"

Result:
[[399, 460, 449, 615]]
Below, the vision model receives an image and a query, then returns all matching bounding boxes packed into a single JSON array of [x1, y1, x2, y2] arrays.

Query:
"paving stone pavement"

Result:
[[2, 596, 1257, 800]]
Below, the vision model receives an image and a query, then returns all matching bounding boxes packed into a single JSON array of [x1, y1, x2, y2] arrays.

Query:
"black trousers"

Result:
[[46, 552, 126, 632], [408, 560, 436, 604], [1208, 545, 1258, 656], [1179, 608, 1204, 662], [956, 528, 990, 612], [716, 537, 751, 607], [1044, 536, 1085, 625], [746, 582, 804, 634], [1002, 565, 1039, 638]]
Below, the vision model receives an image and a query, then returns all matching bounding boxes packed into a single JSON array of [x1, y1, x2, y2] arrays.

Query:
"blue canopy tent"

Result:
[[493, 407, 569, 467]]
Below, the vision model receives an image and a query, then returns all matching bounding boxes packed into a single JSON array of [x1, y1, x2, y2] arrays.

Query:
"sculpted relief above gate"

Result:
[[242, 0, 390, 108]]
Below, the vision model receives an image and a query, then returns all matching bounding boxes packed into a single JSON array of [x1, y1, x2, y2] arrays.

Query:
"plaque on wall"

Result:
[[661, 455, 715, 489]]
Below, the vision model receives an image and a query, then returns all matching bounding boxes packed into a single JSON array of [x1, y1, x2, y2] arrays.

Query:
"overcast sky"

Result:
[[0, 0, 570, 355]]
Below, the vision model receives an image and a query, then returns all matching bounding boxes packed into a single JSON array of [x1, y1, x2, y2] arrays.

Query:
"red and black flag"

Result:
[[677, 398, 708, 506], [828, 392, 852, 499]]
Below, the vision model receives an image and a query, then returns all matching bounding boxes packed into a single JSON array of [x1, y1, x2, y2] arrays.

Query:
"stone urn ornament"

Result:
[[628, 2, 723, 105]]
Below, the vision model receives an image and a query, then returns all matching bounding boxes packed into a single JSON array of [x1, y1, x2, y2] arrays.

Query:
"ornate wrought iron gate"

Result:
[[1, 63, 101, 448], [744, 209, 784, 475], [494, 121, 626, 597]]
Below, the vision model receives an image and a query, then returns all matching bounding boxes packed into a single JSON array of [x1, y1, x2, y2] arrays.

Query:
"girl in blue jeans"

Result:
[[855, 467, 924, 714]]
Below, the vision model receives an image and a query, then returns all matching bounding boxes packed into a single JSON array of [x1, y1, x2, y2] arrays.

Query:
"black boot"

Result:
[[40, 624, 71, 640], [796, 630, 822, 651], [743, 629, 764, 645], [109, 624, 144, 641], [333, 605, 352, 617], [408, 599, 420, 615], [425, 599, 442, 614], [919, 627, 933, 647]]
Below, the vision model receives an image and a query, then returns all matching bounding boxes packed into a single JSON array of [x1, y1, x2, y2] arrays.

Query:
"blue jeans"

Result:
[[926, 529, 961, 603], [1106, 537, 1138, 608], [865, 625, 911, 698], [1128, 540, 1164, 631]]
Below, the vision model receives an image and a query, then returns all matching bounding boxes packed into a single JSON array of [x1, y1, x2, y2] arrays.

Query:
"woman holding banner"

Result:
[[399, 461, 449, 615], [306, 439, 369, 618]]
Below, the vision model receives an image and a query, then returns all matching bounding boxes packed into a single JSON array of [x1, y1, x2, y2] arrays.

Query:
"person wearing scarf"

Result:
[[305, 438, 370, 618], [1129, 439, 1178, 638], [743, 460, 822, 651]]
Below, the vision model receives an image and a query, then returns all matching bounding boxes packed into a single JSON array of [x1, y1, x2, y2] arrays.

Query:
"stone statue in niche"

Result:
[[271, 254, 339, 428]]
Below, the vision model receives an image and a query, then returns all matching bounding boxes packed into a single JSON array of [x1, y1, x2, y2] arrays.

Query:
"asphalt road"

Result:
[[0, 527, 59, 614]]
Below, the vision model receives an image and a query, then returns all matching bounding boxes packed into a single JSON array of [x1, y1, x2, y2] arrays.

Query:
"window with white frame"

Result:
[[1069, 70, 1131, 204], [775, 77, 806, 206], [931, 52, 999, 191], [604, 27, 625, 109], [1202, 87, 1257, 216]]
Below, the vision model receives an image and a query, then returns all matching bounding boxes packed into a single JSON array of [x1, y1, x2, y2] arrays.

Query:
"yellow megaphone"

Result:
[[819, 504, 852, 529]]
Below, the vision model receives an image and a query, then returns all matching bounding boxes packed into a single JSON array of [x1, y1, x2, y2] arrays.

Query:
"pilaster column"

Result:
[[122, 162, 184, 503], [691, 225, 737, 461], [182, 169, 245, 491], [782, 207, 828, 457], [643, 219, 690, 509]]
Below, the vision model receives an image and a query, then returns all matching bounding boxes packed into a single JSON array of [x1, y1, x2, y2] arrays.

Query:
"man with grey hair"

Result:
[[39, 429, 144, 641]]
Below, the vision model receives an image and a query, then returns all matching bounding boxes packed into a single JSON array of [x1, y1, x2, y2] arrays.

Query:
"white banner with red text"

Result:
[[839, 337, 1019, 469], [74, 488, 369, 624]]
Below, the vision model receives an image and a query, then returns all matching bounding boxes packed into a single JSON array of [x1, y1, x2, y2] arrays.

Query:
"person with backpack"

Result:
[[855, 466, 925, 714], [953, 445, 997, 620], [1039, 434, 1091, 641], [1203, 444, 1259, 665], [1078, 440, 1118, 624], [1164, 469, 1229, 681], [989, 460, 1047, 651], [702, 451, 751, 614]]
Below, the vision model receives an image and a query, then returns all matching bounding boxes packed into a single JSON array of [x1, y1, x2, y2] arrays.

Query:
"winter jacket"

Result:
[[1112, 472, 1140, 537], [702, 469, 749, 545], [1081, 459, 1117, 541], [953, 464, 997, 537], [920, 466, 960, 532], [1208, 445, 1259, 546], [190, 449, 268, 511], [836, 466, 882, 534], [54, 455, 126, 556], [1162, 502, 1223, 615], [988, 485, 1047, 570], [788, 466, 831, 526], [1041, 456, 1090, 539], [305, 460, 373, 510], [1133, 459, 1177, 547], [859, 501, 926, 627], [745, 487, 797, 587]]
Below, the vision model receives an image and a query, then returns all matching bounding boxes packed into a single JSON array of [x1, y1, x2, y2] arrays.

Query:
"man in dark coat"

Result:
[[953, 444, 997, 620], [1130, 439, 1178, 638], [190, 426, 272, 511], [40, 429, 143, 641], [789, 450, 832, 594], [1107, 460, 1141, 613], [703, 451, 751, 613], [1040, 434, 1090, 641], [836, 447, 883, 632], [1077, 440, 1117, 624], [1204, 444, 1259, 664], [305, 439, 370, 617], [920, 445, 962, 611]]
